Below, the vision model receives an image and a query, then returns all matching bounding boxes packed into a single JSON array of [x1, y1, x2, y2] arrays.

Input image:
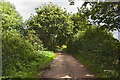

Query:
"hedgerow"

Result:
[[66, 28, 120, 78], [2, 30, 55, 78]]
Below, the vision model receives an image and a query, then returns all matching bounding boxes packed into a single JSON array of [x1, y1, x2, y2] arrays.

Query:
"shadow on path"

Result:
[[41, 50, 97, 79]]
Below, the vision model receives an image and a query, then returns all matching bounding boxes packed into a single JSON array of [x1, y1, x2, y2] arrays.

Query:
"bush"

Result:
[[66, 28, 120, 78], [2, 30, 55, 78], [25, 30, 44, 51]]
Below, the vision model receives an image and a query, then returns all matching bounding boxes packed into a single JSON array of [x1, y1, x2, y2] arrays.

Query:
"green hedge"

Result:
[[2, 30, 55, 78], [66, 28, 120, 78]]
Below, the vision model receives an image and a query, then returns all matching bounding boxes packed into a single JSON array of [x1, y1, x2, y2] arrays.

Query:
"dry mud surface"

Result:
[[41, 51, 96, 79]]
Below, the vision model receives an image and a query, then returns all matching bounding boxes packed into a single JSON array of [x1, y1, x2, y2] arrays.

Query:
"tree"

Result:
[[25, 30, 44, 51], [1, 0, 24, 32], [68, 0, 75, 5], [68, 0, 120, 31], [70, 12, 92, 33], [78, 2, 120, 31], [26, 3, 74, 50]]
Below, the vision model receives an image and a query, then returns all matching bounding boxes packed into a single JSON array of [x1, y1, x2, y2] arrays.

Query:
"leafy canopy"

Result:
[[1, 0, 24, 31], [78, 2, 120, 31], [26, 3, 74, 50]]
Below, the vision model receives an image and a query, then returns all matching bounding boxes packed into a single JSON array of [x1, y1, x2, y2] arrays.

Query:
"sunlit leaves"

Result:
[[79, 2, 120, 31], [26, 3, 74, 50], [1, 0, 23, 31], [70, 12, 92, 32]]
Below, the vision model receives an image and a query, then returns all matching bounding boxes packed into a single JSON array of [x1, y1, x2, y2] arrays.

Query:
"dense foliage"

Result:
[[26, 3, 74, 50], [2, 30, 55, 78], [78, 2, 120, 31], [1, 0, 120, 78], [68, 0, 120, 31], [0, 0, 24, 32], [66, 28, 120, 78], [66, 1, 120, 78], [24, 30, 44, 51], [1, 0, 55, 78], [70, 13, 92, 32]]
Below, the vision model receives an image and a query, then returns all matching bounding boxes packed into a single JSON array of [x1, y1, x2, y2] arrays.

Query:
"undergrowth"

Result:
[[2, 30, 55, 78], [66, 28, 120, 78]]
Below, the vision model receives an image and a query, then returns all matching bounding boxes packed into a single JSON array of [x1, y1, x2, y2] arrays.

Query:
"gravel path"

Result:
[[41, 51, 96, 79]]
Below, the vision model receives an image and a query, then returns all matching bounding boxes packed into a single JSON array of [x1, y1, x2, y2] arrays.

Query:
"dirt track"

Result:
[[41, 51, 96, 79]]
